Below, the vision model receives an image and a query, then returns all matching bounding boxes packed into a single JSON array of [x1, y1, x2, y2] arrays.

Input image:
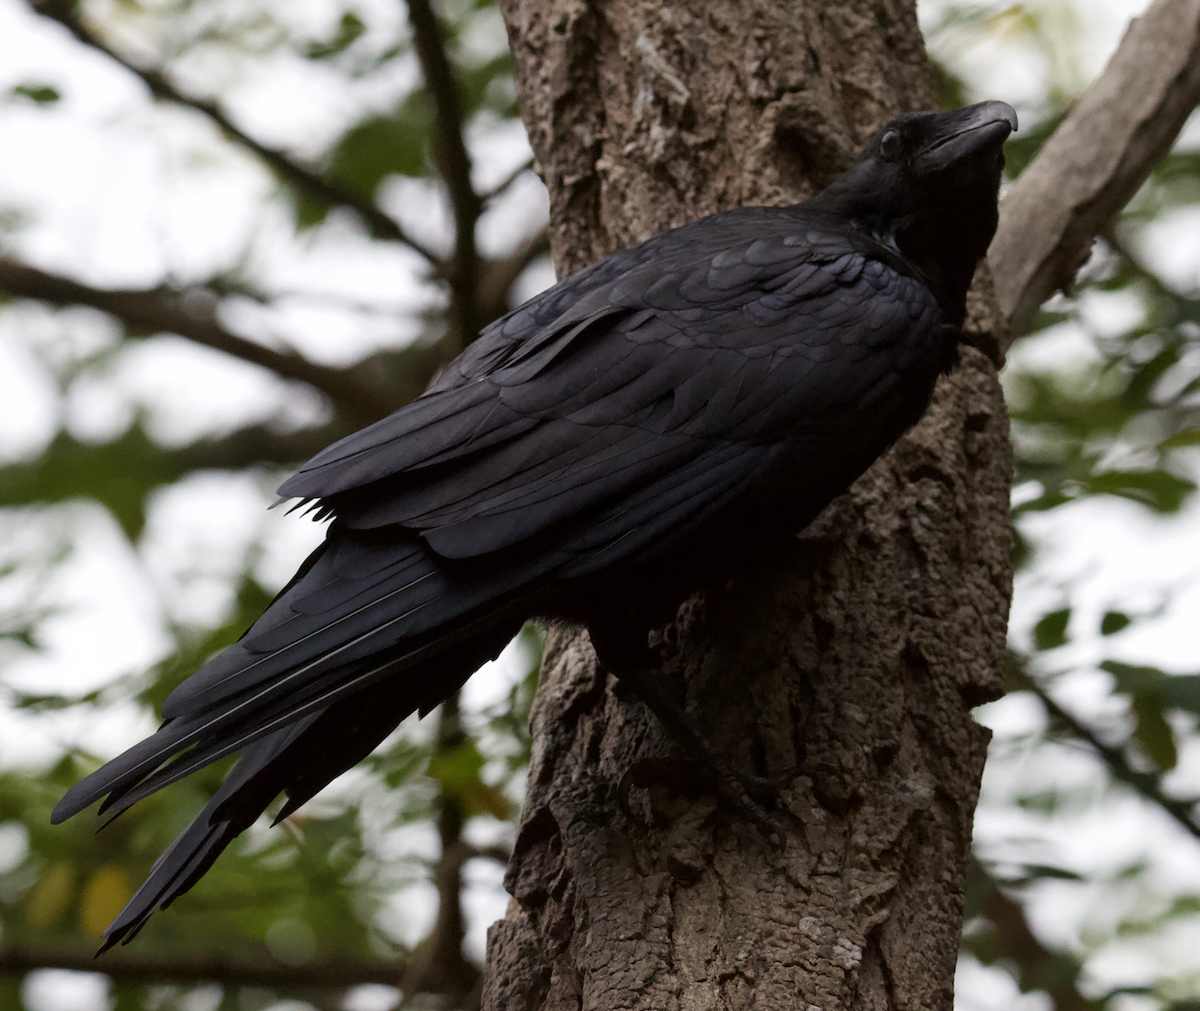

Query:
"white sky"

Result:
[[0, 0, 1198, 1008]]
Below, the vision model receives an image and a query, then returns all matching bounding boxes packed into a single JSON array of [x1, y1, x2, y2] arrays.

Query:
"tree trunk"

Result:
[[485, 2, 1013, 1007]]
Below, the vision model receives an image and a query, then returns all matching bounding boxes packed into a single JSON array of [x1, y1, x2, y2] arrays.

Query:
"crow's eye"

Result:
[[879, 130, 901, 160]]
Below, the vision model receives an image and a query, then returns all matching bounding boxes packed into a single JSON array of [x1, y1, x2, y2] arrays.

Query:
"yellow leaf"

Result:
[[464, 780, 513, 821], [81, 866, 131, 938], [26, 862, 75, 928]]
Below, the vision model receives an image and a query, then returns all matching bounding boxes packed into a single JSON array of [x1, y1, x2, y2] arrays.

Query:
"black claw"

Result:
[[597, 639, 789, 838]]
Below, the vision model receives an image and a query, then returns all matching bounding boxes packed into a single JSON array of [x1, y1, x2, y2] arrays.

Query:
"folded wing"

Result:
[[54, 218, 942, 947]]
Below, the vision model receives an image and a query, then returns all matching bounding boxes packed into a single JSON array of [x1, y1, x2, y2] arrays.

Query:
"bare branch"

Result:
[[176, 422, 348, 471], [0, 258, 399, 422], [25, 0, 443, 267], [1008, 656, 1200, 842], [400, 695, 481, 1007], [1036, 684, 1200, 842], [481, 156, 536, 204], [477, 227, 551, 323], [990, 0, 1200, 344], [970, 859, 1096, 1011], [405, 0, 484, 343], [0, 945, 401, 990]]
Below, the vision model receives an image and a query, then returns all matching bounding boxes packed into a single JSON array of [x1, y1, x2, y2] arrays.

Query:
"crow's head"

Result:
[[811, 100, 1017, 327]]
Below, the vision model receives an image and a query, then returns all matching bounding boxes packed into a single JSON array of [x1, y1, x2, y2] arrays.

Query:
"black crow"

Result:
[[54, 100, 1016, 949]]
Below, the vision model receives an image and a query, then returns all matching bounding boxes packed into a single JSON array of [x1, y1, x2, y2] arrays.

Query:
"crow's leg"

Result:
[[588, 621, 783, 840]]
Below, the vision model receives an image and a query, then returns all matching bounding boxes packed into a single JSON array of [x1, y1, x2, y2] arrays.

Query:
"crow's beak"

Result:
[[916, 101, 1018, 173]]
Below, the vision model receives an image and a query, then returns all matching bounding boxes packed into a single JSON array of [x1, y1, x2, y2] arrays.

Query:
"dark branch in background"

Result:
[[1006, 656, 1200, 842], [14, 0, 546, 435], [0, 946, 401, 990], [968, 858, 1098, 1011], [990, 0, 1200, 344], [0, 237, 542, 445], [25, 0, 442, 267], [401, 694, 482, 1010], [0, 258, 396, 424], [477, 226, 551, 323], [481, 156, 536, 204], [405, 0, 484, 348], [176, 422, 349, 471]]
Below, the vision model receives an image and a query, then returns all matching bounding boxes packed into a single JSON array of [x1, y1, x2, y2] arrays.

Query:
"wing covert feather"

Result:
[[287, 240, 940, 571]]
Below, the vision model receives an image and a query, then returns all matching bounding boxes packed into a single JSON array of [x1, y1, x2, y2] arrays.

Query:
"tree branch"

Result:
[[0, 946, 401, 990], [480, 156, 536, 204], [1036, 683, 1200, 842], [989, 0, 1200, 344], [400, 695, 481, 1007], [405, 0, 483, 345], [969, 859, 1097, 1011], [1008, 656, 1200, 842], [0, 258, 400, 423], [477, 227, 551, 323], [176, 422, 348, 471], [25, 0, 443, 267]]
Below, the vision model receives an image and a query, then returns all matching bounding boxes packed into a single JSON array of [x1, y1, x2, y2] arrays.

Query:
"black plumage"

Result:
[[54, 100, 1016, 949]]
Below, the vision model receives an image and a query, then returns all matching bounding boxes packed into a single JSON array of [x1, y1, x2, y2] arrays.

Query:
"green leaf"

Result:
[[292, 188, 333, 230], [1032, 608, 1070, 650], [0, 423, 191, 540], [1157, 675, 1200, 715], [330, 104, 432, 198], [304, 11, 366, 59], [426, 738, 485, 791], [12, 83, 60, 105], [1086, 469, 1196, 513], [1100, 611, 1131, 635], [1159, 429, 1200, 450], [1101, 660, 1167, 693], [426, 738, 513, 820], [457, 53, 518, 118], [1132, 693, 1177, 771], [1100, 662, 1200, 713]]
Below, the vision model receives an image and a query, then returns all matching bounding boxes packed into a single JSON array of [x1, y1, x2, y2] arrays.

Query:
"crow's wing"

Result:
[[282, 230, 940, 560], [146, 230, 939, 735], [54, 224, 939, 834], [54, 220, 943, 950]]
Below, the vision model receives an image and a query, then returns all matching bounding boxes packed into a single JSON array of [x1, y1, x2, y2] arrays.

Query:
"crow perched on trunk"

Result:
[[55, 100, 1016, 949]]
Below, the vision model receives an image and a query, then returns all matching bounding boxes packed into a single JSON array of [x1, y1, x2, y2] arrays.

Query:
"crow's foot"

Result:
[[620, 756, 785, 841], [604, 655, 785, 841]]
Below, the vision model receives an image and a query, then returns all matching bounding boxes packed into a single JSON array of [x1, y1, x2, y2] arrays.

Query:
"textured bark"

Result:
[[485, 2, 1012, 1008]]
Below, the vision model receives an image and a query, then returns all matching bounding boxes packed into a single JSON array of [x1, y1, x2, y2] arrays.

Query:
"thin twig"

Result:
[[478, 226, 551, 321], [481, 156, 536, 204], [968, 858, 1096, 1011], [1010, 659, 1200, 842], [405, 0, 483, 345], [0, 258, 393, 421], [26, 0, 442, 266]]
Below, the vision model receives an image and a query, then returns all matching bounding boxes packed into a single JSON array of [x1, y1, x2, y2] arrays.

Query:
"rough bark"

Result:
[[485, 2, 1012, 1008]]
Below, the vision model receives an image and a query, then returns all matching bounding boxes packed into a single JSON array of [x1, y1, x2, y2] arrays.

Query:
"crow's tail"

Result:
[[96, 622, 519, 951]]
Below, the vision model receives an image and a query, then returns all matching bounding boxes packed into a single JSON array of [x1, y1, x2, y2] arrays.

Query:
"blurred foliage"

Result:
[[933, 6, 1200, 1011], [0, 1, 1197, 1010], [0, 0, 535, 1007]]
